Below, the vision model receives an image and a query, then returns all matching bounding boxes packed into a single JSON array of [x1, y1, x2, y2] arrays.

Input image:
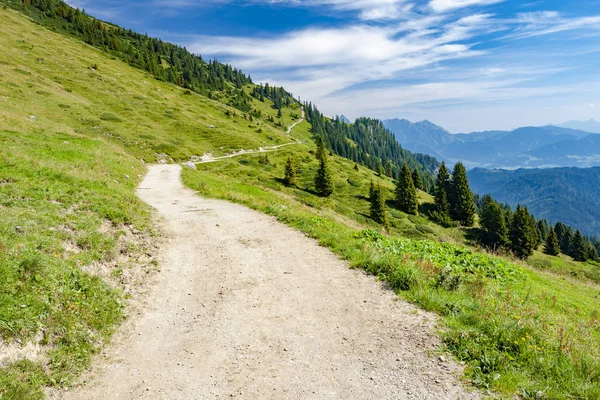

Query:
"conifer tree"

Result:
[[315, 135, 325, 160], [560, 229, 573, 256], [385, 161, 393, 178], [479, 194, 508, 249], [395, 163, 418, 215], [434, 162, 450, 216], [586, 244, 599, 261], [543, 228, 560, 256], [370, 184, 388, 227], [314, 149, 334, 197], [571, 230, 587, 262], [283, 157, 297, 186], [509, 205, 538, 259], [412, 169, 423, 191], [449, 162, 476, 226]]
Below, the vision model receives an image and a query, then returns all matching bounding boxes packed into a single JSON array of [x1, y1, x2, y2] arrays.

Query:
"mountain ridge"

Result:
[[383, 118, 600, 169]]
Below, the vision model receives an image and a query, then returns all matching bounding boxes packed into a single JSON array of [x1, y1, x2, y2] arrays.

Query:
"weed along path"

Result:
[[59, 164, 479, 400]]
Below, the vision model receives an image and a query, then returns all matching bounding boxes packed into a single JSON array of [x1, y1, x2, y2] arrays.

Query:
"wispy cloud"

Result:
[[428, 0, 504, 13]]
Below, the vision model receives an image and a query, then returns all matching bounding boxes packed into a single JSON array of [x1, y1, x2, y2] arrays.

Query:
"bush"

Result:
[[100, 113, 122, 122], [387, 266, 421, 291]]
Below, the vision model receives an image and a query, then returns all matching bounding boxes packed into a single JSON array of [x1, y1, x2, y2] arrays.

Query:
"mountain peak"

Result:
[[339, 114, 351, 124]]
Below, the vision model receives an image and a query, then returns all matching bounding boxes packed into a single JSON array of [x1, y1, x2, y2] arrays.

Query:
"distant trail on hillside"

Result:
[[56, 164, 479, 400], [190, 111, 306, 165], [286, 107, 305, 135], [191, 141, 302, 165]]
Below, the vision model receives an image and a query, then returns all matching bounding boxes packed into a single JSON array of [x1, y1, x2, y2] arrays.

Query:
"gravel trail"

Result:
[[59, 164, 479, 400]]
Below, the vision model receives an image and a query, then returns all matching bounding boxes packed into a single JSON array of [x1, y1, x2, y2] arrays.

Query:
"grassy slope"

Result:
[[0, 7, 295, 398], [1, 5, 600, 399]]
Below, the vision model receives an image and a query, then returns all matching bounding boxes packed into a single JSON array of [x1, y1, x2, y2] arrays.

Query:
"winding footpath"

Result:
[[57, 164, 480, 399], [191, 109, 306, 165]]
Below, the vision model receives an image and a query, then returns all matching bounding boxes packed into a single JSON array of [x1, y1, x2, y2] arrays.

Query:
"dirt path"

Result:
[[59, 164, 479, 400], [286, 108, 305, 135]]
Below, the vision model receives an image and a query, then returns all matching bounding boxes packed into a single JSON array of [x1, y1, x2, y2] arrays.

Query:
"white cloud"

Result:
[[429, 0, 504, 13]]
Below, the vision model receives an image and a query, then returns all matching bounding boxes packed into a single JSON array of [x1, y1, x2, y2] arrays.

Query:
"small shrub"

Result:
[[387, 266, 420, 291], [100, 113, 121, 122], [435, 267, 462, 291]]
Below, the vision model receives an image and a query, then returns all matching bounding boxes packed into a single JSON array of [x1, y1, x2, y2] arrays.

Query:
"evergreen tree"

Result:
[[412, 169, 423, 191], [315, 135, 325, 160], [283, 157, 297, 186], [449, 162, 476, 226], [543, 228, 560, 256], [560, 229, 573, 256], [314, 149, 334, 197], [479, 194, 508, 249], [554, 222, 567, 244], [395, 163, 418, 215], [571, 230, 587, 262], [385, 161, 393, 178], [370, 184, 388, 227], [537, 220, 548, 242], [586, 244, 599, 261], [434, 162, 450, 216], [509, 205, 538, 259]]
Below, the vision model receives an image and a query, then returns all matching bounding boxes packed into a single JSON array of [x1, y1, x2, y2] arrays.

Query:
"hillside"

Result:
[[383, 118, 599, 169], [468, 167, 600, 236], [1, 3, 600, 400]]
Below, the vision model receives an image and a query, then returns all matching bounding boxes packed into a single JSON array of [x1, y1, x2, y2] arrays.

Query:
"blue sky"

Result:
[[67, 0, 600, 133]]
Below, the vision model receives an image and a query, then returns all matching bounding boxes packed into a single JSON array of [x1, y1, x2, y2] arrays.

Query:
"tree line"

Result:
[[297, 145, 600, 264], [304, 103, 439, 192], [7, 0, 254, 107]]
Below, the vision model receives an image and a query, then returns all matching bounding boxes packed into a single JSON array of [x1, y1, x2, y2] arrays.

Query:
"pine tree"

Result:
[[560, 229, 573, 256], [385, 161, 393, 178], [479, 194, 508, 249], [412, 169, 423, 191], [370, 184, 388, 227], [543, 228, 560, 256], [315, 135, 325, 160], [571, 230, 587, 262], [509, 205, 538, 259], [449, 162, 476, 226], [586, 244, 599, 261], [434, 162, 450, 216], [283, 157, 297, 186], [314, 150, 334, 197], [395, 163, 418, 215]]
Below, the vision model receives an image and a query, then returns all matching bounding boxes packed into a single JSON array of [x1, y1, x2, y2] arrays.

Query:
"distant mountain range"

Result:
[[383, 118, 600, 169], [559, 119, 600, 133], [468, 167, 600, 236]]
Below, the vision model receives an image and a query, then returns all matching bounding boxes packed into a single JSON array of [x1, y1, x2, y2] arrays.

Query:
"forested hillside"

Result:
[[469, 167, 600, 237], [306, 106, 439, 191]]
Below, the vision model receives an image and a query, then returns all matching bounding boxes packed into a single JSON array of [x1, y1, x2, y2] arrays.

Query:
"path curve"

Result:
[[191, 110, 305, 165], [59, 164, 479, 400]]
